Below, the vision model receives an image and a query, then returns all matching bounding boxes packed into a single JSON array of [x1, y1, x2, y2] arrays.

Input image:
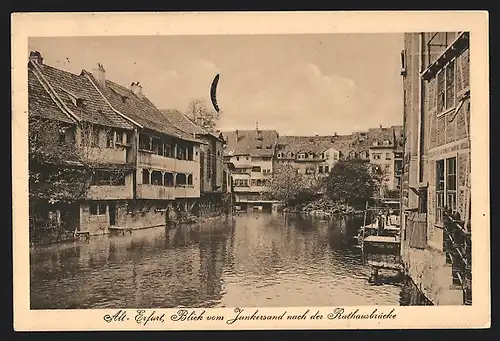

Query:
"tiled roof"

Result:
[[222, 129, 279, 157], [31, 61, 133, 130], [161, 109, 207, 136], [84, 71, 201, 144], [277, 136, 336, 156], [160, 109, 225, 142], [28, 66, 75, 124]]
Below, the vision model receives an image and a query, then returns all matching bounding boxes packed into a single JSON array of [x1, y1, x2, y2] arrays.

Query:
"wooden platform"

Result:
[[364, 235, 400, 244], [108, 226, 133, 235], [367, 260, 403, 271]]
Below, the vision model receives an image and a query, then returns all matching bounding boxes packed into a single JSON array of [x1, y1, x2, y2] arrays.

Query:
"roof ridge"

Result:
[[29, 61, 80, 122]]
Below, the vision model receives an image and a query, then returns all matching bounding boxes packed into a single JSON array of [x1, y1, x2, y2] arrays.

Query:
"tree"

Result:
[[29, 116, 130, 236], [186, 98, 220, 133], [264, 163, 318, 205], [325, 160, 382, 208]]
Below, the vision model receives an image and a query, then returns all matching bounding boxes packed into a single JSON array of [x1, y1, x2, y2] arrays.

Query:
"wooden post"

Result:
[[361, 201, 368, 261]]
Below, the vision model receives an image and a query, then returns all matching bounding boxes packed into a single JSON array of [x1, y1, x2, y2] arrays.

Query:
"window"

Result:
[[437, 60, 456, 114], [163, 144, 171, 157], [151, 138, 161, 155], [142, 169, 150, 184], [373, 153, 382, 160], [385, 164, 391, 171], [236, 156, 240, 161], [385, 152, 392, 160], [359, 151, 367, 159], [333, 153, 338, 160], [105, 130, 114, 148], [92, 129, 100, 147], [252, 166, 261, 172], [139, 134, 151, 150], [318, 165, 323, 173], [435, 157, 458, 224], [324, 166, 329, 173], [445, 61, 456, 110], [246, 156, 249, 160], [349, 151, 356, 159], [234, 179, 249, 187], [89, 203, 107, 216], [325, 152, 330, 159], [207, 149, 212, 180], [446, 157, 457, 212], [58, 128, 66, 143]]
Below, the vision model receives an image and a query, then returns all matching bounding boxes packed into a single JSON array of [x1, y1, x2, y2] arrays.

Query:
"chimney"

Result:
[[379, 124, 383, 129], [235, 129, 240, 141], [29, 51, 43, 65], [92, 63, 106, 85], [130, 81, 143, 98], [334, 132, 338, 137], [256, 121, 259, 132]]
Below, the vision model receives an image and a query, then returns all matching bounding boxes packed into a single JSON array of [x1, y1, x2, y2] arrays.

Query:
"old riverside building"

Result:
[[161, 109, 228, 215], [28, 51, 230, 237], [222, 128, 279, 210], [275, 126, 404, 193], [400, 32, 471, 304]]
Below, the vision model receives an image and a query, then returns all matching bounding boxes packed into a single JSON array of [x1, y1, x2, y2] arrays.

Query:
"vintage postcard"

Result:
[[12, 11, 490, 331]]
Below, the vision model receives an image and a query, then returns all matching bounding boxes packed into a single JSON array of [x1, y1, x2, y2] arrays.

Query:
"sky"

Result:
[[29, 34, 404, 135]]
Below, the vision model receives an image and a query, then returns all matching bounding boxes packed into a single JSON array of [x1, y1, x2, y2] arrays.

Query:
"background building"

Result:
[[222, 128, 279, 210], [400, 32, 471, 305]]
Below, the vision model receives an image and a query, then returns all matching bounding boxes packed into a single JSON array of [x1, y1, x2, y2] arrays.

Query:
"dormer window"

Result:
[[61, 88, 86, 108]]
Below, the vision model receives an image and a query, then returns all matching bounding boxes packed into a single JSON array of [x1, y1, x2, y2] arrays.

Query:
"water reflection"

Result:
[[30, 213, 402, 309]]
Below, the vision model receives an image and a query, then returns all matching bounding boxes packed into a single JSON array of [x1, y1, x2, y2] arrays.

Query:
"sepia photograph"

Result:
[[12, 11, 490, 330]]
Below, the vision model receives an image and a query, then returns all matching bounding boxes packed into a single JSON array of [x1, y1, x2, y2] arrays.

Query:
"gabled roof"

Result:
[[160, 109, 224, 142], [222, 129, 278, 157], [84, 71, 202, 144], [30, 61, 133, 130], [28, 66, 75, 124]]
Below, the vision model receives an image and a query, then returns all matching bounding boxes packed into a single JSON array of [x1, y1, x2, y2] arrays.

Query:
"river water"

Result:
[[30, 212, 403, 309]]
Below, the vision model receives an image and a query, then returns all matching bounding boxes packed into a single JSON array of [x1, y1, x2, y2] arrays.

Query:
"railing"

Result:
[[443, 210, 472, 305]]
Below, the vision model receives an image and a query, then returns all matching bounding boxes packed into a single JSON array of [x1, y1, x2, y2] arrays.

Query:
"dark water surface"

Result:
[[30, 212, 402, 309]]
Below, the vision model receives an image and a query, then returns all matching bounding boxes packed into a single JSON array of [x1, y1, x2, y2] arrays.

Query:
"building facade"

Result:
[[161, 109, 229, 215], [274, 126, 404, 195], [28, 51, 204, 237], [222, 129, 279, 210], [400, 32, 471, 305], [275, 136, 341, 181]]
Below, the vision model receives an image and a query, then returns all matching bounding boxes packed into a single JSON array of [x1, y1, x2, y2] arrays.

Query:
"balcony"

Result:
[[443, 211, 472, 305], [138, 151, 197, 174], [136, 184, 175, 200], [87, 185, 133, 200], [83, 146, 129, 164]]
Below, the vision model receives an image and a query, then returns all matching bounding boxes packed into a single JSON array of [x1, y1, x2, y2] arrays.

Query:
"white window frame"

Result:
[[435, 155, 458, 225]]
